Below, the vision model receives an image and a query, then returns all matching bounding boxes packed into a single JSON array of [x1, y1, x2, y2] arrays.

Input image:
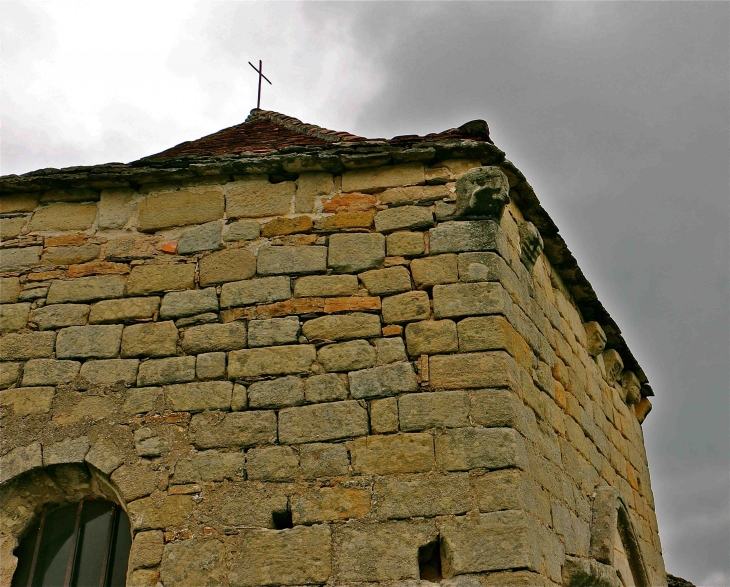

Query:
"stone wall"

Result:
[[0, 159, 665, 586]]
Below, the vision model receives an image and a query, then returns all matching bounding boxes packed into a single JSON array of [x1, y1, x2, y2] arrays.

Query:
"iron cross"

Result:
[[249, 60, 272, 110]]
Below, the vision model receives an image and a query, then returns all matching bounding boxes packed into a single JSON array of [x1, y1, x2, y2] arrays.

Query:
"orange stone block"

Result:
[[67, 261, 130, 277], [161, 241, 178, 254], [44, 233, 86, 247], [262, 216, 313, 237], [26, 270, 65, 281], [322, 192, 377, 213], [314, 212, 374, 232], [381, 325, 403, 337]]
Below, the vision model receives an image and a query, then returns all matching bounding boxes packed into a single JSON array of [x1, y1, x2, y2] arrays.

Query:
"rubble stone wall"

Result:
[[0, 159, 665, 586]]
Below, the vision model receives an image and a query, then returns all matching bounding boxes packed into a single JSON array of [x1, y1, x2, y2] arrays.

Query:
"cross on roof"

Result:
[[249, 60, 272, 110]]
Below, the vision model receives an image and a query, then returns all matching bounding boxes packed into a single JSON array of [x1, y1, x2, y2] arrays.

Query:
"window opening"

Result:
[[418, 537, 443, 583], [271, 507, 293, 530]]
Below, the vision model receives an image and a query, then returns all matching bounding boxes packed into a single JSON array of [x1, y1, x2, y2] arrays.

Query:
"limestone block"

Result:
[[0, 303, 30, 333], [160, 539, 228, 587], [196, 352, 226, 380], [129, 530, 164, 570], [435, 427, 528, 471], [293, 274, 358, 298], [126, 264, 195, 295], [0, 386, 54, 417], [470, 388, 527, 430], [314, 211, 374, 232], [292, 485, 370, 524], [43, 436, 90, 467], [0, 216, 28, 240], [299, 443, 349, 478], [349, 433, 434, 474], [137, 356, 196, 386], [0, 442, 42, 484], [105, 235, 156, 260], [0, 246, 41, 272], [440, 511, 540, 577], [375, 337, 408, 364], [190, 410, 277, 449], [456, 251, 510, 284], [386, 231, 425, 257], [228, 344, 315, 377], [223, 219, 261, 241], [172, 450, 245, 483], [405, 319, 458, 356], [432, 282, 506, 318], [328, 233, 385, 273], [199, 248, 257, 286], [226, 179, 294, 218], [261, 216, 313, 237], [55, 324, 122, 359], [159, 288, 216, 319], [27, 202, 97, 232], [257, 245, 327, 275], [295, 172, 333, 212], [128, 494, 195, 530], [374, 205, 434, 233], [304, 373, 348, 403], [370, 397, 398, 434], [0, 331, 55, 360], [47, 275, 127, 304], [246, 445, 299, 481], [89, 297, 160, 324], [334, 519, 435, 583], [97, 188, 136, 229], [341, 163, 425, 192], [430, 351, 518, 390], [411, 254, 459, 289], [373, 473, 470, 520], [31, 303, 89, 330], [121, 321, 178, 357], [429, 220, 506, 255], [165, 381, 233, 412], [318, 339, 376, 372], [248, 317, 300, 347], [137, 187, 224, 232], [458, 315, 533, 371], [278, 400, 368, 444], [0, 193, 39, 214], [40, 188, 98, 203], [124, 387, 163, 414], [381, 290, 430, 324], [22, 359, 80, 386], [110, 462, 159, 501], [201, 482, 287, 527], [220, 276, 290, 308], [349, 362, 419, 398], [359, 266, 412, 296], [229, 525, 331, 587], [79, 359, 139, 386], [378, 184, 449, 205], [41, 244, 100, 266], [248, 376, 305, 408], [399, 390, 469, 431], [180, 321, 247, 354], [177, 221, 222, 254], [0, 277, 20, 304], [0, 362, 21, 389], [301, 313, 381, 342], [84, 441, 124, 476]]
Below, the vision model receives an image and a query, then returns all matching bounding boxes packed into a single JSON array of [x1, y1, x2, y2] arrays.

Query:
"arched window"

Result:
[[11, 498, 131, 587]]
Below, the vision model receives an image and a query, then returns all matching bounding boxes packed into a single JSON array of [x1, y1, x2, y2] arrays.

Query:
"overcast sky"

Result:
[[1, 2, 728, 584]]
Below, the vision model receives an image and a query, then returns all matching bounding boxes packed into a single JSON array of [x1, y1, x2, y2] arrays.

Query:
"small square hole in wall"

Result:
[[418, 537, 442, 582], [272, 508, 293, 530]]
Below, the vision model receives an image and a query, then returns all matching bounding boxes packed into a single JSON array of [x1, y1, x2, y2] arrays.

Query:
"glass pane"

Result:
[[72, 501, 113, 587], [34, 504, 78, 587], [10, 520, 39, 587], [105, 511, 130, 587]]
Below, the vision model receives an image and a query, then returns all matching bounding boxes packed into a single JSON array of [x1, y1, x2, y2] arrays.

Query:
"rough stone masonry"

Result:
[[0, 111, 664, 587]]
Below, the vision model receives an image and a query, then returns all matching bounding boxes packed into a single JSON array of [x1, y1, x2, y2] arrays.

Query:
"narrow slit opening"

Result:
[[272, 508, 293, 530], [418, 537, 442, 583]]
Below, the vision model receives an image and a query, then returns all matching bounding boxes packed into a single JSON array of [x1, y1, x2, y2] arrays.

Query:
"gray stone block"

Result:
[[121, 321, 178, 357], [257, 246, 327, 275], [22, 359, 80, 386], [89, 297, 160, 324], [47, 275, 127, 304], [177, 221, 222, 254], [124, 387, 163, 414], [79, 359, 139, 386], [248, 317, 300, 347], [0, 386, 54, 416], [56, 325, 123, 359], [220, 276, 291, 308], [381, 291, 430, 324], [0, 331, 55, 360], [349, 362, 419, 399], [199, 248, 257, 286], [370, 397, 398, 434], [328, 233, 385, 273], [304, 373, 348, 403], [405, 319, 458, 356], [299, 443, 349, 478], [279, 400, 368, 444], [160, 288, 218, 319], [0, 302, 30, 333], [137, 356, 196, 386], [359, 266, 412, 296], [432, 282, 507, 318], [410, 254, 458, 289], [429, 220, 506, 255], [190, 410, 277, 449], [228, 344, 316, 377], [248, 376, 305, 408], [375, 337, 408, 364], [31, 304, 89, 330], [196, 352, 226, 380], [399, 390, 469, 431], [0, 442, 42, 484], [435, 427, 528, 471], [126, 264, 196, 295], [165, 381, 233, 412], [373, 473, 470, 520], [386, 231, 425, 257], [180, 321, 247, 354], [374, 205, 434, 233], [43, 436, 90, 466], [0, 246, 41, 272], [293, 274, 359, 298], [223, 219, 260, 241], [318, 340, 376, 372], [301, 313, 381, 342], [246, 445, 299, 481], [0, 277, 20, 304]]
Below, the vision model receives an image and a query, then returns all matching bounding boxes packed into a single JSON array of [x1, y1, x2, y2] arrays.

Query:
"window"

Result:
[[12, 498, 131, 587]]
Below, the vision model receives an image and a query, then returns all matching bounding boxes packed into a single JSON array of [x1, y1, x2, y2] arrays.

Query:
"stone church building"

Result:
[[0, 110, 666, 586]]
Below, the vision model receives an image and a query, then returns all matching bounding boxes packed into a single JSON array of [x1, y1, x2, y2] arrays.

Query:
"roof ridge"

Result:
[[246, 109, 365, 142]]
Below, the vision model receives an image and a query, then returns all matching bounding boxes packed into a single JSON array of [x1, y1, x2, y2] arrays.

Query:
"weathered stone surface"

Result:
[[0, 442, 42, 484], [246, 445, 299, 480], [0, 331, 55, 360], [0, 193, 39, 214], [0, 277, 20, 304], [126, 264, 195, 295], [349, 362, 419, 398], [342, 163, 425, 192], [453, 166, 510, 219], [137, 356, 196, 386], [97, 187, 136, 229], [0, 246, 41, 272], [328, 233, 385, 273], [40, 188, 98, 203], [228, 344, 315, 377], [42, 436, 90, 466], [0, 386, 54, 416], [433, 282, 507, 318], [89, 297, 160, 324], [165, 381, 233, 412], [411, 254, 459, 289], [159, 288, 217, 319], [78, 358, 139, 386], [375, 337, 407, 364], [128, 494, 195, 530], [172, 449, 245, 483], [190, 410, 277, 449], [135, 426, 165, 458], [399, 390, 469, 431], [124, 387, 163, 414], [304, 373, 348, 403], [386, 231, 425, 257], [0, 216, 28, 240], [314, 211, 374, 231], [137, 187, 224, 232], [429, 220, 505, 255], [129, 530, 164, 570], [0, 303, 30, 333], [295, 172, 333, 212], [248, 376, 304, 408], [110, 462, 159, 501], [585, 321, 607, 357], [229, 525, 331, 587], [382, 290, 430, 324], [180, 321, 247, 354], [220, 276, 290, 307], [177, 221, 222, 254], [318, 339, 376, 372], [201, 482, 287, 527], [226, 179, 294, 218], [248, 317, 300, 347], [370, 397, 398, 434], [30, 303, 89, 330], [470, 388, 530, 430], [46, 275, 127, 304], [27, 202, 97, 232], [223, 219, 260, 241], [279, 400, 368, 444], [405, 319, 458, 356], [373, 473, 470, 519], [160, 539, 228, 587], [196, 352, 226, 380], [261, 215, 313, 237], [56, 325, 123, 359], [349, 433, 434, 474], [435, 427, 528, 471], [21, 359, 80, 386], [199, 248, 257, 286], [257, 245, 327, 275], [84, 441, 125, 475], [121, 321, 178, 357], [335, 519, 435, 582], [299, 443, 349, 478], [0, 362, 21, 389], [429, 351, 518, 389], [457, 315, 532, 371], [375, 205, 434, 234], [292, 485, 370, 524], [293, 275, 357, 298], [41, 244, 100, 266], [378, 184, 449, 205], [301, 313, 381, 343], [359, 266, 412, 295]]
